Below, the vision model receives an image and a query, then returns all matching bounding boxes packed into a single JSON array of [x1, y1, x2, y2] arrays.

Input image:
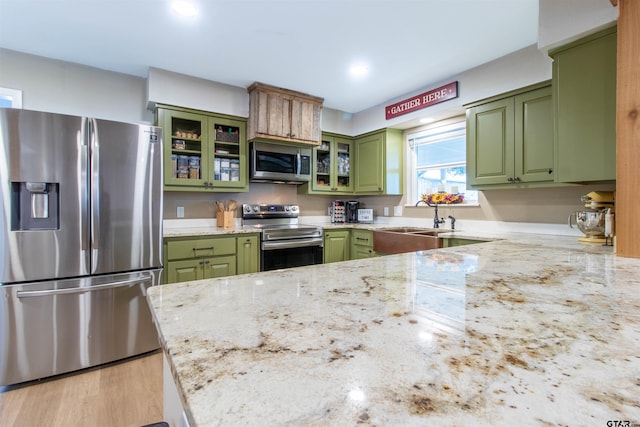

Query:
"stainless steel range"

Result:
[[242, 204, 323, 271]]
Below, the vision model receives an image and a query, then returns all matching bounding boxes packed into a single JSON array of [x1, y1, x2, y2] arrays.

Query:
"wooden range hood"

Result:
[[247, 82, 324, 146]]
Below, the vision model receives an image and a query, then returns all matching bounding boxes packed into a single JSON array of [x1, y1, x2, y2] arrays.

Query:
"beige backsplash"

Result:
[[163, 182, 616, 225]]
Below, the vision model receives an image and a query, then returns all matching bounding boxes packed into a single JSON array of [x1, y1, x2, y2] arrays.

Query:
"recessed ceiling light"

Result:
[[420, 117, 435, 124], [171, 1, 198, 17], [349, 64, 369, 77]]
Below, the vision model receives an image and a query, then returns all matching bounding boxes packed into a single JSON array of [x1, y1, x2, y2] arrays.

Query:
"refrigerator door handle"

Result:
[[16, 276, 152, 298], [80, 140, 89, 252], [90, 118, 101, 262]]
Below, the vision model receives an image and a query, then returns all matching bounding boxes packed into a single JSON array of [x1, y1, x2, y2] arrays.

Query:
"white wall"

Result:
[[146, 67, 355, 135], [538, 0, 617, 51], [147, 67, 249, 118], [351, 44, 553, 135], [1, 0, 617, 133], [0, 48, 151, 124]]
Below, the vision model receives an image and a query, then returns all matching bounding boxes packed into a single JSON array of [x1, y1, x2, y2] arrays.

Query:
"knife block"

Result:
[[216, 211, 234, 228]]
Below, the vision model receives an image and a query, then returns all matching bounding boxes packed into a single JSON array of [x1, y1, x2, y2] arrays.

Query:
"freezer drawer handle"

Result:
[[16, 277, 151, 298]]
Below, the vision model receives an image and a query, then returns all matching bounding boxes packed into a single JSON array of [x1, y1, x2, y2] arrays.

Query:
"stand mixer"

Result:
[[568, 191, 615, 243]]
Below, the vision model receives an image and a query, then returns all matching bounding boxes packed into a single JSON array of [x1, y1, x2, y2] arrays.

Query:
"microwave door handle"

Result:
[[296, 150, 301, 176]]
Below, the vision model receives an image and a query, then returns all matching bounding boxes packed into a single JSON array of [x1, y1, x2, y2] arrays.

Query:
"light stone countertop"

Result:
[[147, 232, 640, 426]]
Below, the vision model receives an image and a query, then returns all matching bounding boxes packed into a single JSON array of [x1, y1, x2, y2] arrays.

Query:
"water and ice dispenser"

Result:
[[11, 182, 60, 230]]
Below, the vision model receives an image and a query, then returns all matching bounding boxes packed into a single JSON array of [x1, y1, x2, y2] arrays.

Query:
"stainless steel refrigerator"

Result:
[[0, 108, 163, 387]]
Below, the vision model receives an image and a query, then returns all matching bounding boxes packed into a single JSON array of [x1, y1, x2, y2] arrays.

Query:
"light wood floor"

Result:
[[0, 350, 163, 427]]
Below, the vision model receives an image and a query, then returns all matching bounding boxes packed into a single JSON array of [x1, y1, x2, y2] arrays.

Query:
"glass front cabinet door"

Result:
[[311, 133, 353, 194], [156, 105, 248, 192]]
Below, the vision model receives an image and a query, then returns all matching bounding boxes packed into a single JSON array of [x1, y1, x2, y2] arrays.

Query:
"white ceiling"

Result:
[[0, 0, 539, 113]]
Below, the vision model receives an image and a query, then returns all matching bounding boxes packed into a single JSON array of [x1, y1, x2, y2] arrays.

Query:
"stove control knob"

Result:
[[290, 206, 299, 213], [284, 206, 290, 211], [253, 206, 260, 213]]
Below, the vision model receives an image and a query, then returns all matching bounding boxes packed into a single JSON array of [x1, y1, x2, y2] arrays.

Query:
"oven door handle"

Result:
[[263, 231, 322, 241], [262, 238, 323, 250]]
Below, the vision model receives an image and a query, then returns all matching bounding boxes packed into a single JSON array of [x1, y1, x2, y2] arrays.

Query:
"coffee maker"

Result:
[[345, 200, 360, 223]]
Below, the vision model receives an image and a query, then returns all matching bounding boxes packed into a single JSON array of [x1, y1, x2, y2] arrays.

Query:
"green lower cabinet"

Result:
[[350, 229, 377, 260], [203, 255, 236, 278], [164, 233, 259, 283], [324, 230, 350, 263], [166, 256, 236, 282], [442, 237, 490, 248], [166, 259, 202, 283], [237, 234, 260, 274]]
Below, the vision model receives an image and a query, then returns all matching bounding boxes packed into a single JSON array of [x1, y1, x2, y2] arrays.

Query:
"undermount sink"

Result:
[[410, 231, 440, 236], [373, 227, 444, 255], [377, 227, 453, 235], [378, 227, 431, 233]]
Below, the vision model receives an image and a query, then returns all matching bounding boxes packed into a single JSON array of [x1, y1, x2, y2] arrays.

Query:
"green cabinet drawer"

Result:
[[351, 229, 373, 247], [350, 229, 376, 260], [166, 237, 236, 260]]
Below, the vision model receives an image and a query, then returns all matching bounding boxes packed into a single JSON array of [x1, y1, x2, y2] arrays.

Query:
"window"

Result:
[[407, 117, 477, 205]]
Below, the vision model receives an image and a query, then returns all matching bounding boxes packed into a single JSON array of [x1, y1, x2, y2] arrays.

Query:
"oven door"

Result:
[[261, 238, 323, 271]]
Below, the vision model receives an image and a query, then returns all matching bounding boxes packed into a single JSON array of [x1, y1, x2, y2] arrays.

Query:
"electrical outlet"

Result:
[[394, 206, 403, 216], [383, 207, 389, 216], [177, 206, 184, 218]]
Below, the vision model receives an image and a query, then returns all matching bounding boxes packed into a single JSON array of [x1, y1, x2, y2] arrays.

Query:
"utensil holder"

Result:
[[216, 211, 234, 228]]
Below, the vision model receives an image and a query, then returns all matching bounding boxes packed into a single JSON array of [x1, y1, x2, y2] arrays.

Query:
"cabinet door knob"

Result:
[[548, 168, 553, 174], [507, 177, 514, 183], [514, 177, 521, 182]]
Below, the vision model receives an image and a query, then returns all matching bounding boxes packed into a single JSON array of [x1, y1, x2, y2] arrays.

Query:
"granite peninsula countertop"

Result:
[[147, 233, 640, 426]]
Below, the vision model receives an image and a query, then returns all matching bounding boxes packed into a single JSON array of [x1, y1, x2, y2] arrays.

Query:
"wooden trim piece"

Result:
[[615, 0, 640, 258], [247, 82, 324, 105]]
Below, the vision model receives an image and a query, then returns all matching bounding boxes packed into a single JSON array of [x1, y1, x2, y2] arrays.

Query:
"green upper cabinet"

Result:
[[156, 105, 248, 192], [308, 133, 354, 194], [466, 82, 554, 188], [550, 25, 617, 183], [354, 128, 403, 195]]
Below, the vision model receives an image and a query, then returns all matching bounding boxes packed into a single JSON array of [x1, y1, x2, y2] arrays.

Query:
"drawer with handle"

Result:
[[166, 237, 236, 260]]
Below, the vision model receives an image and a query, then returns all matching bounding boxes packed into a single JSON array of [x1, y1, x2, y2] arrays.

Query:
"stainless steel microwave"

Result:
[[250, 141, 311, 184]]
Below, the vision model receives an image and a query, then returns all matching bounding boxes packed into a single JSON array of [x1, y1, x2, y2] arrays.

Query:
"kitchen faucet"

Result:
[[448, 215, 456, 230], [415, 199, 446, 228]]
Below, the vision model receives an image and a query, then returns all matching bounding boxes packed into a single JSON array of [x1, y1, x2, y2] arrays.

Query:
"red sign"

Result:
[[385, 81, 458, 120]]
